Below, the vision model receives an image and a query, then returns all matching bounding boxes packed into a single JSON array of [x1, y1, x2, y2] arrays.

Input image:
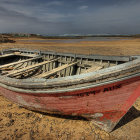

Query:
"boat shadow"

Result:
[[32, 110, 88, 121], [113, 106, 140, 131], [30, 106, 140, 129]]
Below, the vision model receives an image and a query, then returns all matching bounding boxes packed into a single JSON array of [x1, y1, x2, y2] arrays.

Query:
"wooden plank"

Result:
[[0, 52, 39, 59], [35, 62, 78, 78], [6, 58, 59, 77], [0, 52, 22, 58], [13, 51, 38, 57], [0, 56, 42, 69], [0, 53, 15, 58], [18, 53, 38, 58]]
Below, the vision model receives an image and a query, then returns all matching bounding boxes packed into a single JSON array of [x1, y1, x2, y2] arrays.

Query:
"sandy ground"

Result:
[[0, 37, 140, 140], [1, 37, 140, 56]]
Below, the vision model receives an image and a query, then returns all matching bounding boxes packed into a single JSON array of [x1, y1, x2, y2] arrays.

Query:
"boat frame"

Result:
[[0, 48, 140, 132]]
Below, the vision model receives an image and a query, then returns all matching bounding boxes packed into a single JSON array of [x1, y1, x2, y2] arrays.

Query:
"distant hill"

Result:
[[1, 33, 140, 39]]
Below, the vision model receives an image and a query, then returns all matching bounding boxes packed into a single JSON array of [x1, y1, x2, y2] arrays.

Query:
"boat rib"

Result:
[[35, 61, 78, 78]]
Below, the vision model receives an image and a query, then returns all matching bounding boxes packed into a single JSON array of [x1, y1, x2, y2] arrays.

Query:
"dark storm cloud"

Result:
[[0, 0, 140, 34]]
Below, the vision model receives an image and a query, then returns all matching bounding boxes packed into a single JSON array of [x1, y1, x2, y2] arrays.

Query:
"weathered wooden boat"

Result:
[[0, 48, 140, 132]]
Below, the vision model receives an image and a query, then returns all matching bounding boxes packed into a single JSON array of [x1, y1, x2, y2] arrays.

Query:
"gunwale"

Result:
[[0, 72, 139, 94]]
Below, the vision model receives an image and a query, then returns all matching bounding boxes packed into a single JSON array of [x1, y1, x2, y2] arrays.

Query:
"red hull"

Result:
[[0, 76, 140, 132]]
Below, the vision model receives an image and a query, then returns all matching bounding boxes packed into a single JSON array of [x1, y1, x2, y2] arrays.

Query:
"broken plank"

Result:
[[35, 61, 78, 78], [0, 56, 42, 69], [6, 58, 59, 77]]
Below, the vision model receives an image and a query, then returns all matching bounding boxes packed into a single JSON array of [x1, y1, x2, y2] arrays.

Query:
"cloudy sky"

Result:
[[0, 0, 140, 35]]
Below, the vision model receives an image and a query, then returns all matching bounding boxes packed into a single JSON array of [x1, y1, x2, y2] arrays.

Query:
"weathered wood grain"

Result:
[[0, 56, 42, 69], [6, 58, 59, 77], [35, 61, 78, 78]]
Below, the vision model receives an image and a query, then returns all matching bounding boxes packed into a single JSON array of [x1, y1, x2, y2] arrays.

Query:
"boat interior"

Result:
[[0, 49, 132, 79]]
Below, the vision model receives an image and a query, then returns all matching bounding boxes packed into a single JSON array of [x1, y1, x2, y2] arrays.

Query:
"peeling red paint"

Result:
[[0, 75, 140, 132]]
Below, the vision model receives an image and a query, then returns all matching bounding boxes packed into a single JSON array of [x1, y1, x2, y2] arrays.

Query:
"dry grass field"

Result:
[[1, 37, 140, 56], [0, 37, 140, 140]]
